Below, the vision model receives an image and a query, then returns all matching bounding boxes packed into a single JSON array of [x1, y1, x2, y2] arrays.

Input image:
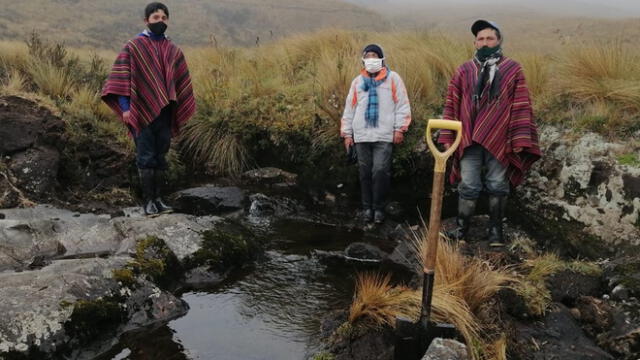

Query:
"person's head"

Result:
[[471, 20, 501, 50], [361, 44, 385, 74], [144, 2, 169, 34]]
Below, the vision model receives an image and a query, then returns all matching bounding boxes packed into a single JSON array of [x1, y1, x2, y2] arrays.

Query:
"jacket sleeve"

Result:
[[508, 67, 533, 150], [340, 77, 359, 138], [392, 73, 412, 133], [438, 67, 463, 145]]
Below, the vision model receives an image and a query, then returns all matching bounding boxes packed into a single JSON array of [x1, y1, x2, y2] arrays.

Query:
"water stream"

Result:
[[103, 220, 372, 360]]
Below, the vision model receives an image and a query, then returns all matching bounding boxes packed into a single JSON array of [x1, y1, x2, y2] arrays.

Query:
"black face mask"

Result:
[[148, 21, 167, 35]]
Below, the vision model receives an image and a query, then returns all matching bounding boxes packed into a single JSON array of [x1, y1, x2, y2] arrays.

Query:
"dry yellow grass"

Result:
[[348, 226, 517, 359]]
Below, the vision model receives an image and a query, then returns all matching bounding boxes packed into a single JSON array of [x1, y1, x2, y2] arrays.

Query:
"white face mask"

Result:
[[363, 58, 383, 73]]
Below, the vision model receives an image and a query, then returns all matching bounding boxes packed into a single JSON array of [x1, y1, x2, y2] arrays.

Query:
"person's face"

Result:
[[363, 51, 380, 59], [474, 28, 500, 49], [145, 9, 169, 25]]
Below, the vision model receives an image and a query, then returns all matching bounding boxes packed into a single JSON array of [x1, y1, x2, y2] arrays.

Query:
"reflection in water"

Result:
[[105, 220, 365, 360]]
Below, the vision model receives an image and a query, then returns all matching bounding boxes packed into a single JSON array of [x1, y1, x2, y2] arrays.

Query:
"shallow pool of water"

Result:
[[103, 220, 370, 360]]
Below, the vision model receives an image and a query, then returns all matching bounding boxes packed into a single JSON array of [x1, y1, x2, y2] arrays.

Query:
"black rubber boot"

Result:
[[154, 169, 174, 214], [488, 195, 507, 247], [361, 208, 374, 223], [446, 198, 477, 240], [139, 169, 159, 216]]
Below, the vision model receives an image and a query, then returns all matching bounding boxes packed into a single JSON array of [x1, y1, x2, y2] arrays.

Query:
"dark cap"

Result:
[[362, 44, 384, 59], [471, 19, 501, 37]]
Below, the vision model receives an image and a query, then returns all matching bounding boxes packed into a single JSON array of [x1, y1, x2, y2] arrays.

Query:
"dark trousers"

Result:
[[130, 107, 172, 170], [458, 144, 509, 199], [355, 142, 393, 211]]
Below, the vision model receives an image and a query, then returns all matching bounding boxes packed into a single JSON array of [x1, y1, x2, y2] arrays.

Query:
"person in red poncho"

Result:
[[438, 20, 541, 246], [102, 2, 196, 216]]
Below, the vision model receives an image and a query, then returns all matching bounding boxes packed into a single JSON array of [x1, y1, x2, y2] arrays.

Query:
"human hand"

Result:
[[344, 137, 354, 151], [393, 131, 404, 144], [443, 143, 451, 151], [123, 110, 131, 125]]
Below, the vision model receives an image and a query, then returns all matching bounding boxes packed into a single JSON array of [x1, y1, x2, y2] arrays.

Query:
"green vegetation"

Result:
[[187, 225, 259, 271], [617, 153, 640, 167], [127, 236, 182, 288], [311, 352, 335, 360], [64, 298, 125, 345]]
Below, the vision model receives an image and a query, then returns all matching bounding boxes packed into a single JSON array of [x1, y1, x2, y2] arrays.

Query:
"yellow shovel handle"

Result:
[[425, 119, 462, 172]]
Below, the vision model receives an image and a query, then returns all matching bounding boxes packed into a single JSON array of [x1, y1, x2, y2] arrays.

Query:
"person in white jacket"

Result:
[[341, 44, 412, 223]]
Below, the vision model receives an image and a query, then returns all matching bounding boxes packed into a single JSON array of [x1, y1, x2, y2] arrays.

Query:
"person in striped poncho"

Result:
[[102, 2, 196, 216], [438, 20, 541, 246]]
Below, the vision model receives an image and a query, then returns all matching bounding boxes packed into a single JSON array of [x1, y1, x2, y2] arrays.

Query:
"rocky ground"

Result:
[[0, 95, 639, 359]]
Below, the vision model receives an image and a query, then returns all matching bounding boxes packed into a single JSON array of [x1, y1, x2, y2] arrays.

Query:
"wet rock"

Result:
[[422, 338, 468, 360], [602, 255, 640, 297], [345, 242, 387, 262], [0, 257, 186, 357], [172, 185, 246, 216], [183, 266, 227, 288], [611, 285, 629, 301], [384, 201, 404, 219], [548, 269, 604, 305], [248, 193, 301, 219], [332, 327, 395, 360], [511, 303, 614, 359], [387, 240, 418, 275], [9, 146, 59, 198], [242, 167, 297, 186], [113, 213, 224, 263]]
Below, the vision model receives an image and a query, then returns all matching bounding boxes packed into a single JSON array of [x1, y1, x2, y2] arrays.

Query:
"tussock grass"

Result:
[[348, 227, 516, 359]]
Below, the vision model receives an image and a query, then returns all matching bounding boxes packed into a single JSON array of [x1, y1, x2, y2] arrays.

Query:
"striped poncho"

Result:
[[101, 34, 196, 136], [437, 56, 541, 186]]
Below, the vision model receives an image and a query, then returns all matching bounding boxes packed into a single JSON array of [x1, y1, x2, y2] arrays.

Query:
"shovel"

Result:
[[394, 119, 462, 360]]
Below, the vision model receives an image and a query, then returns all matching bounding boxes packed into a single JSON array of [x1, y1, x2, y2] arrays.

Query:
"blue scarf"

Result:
[[360, 67, 389, 128]]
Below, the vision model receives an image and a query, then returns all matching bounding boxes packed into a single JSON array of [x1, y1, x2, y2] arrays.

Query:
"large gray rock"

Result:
[[0, 205, 118, 271], [422, 338, 469, 360], [518, 126, 640, 249], [172, 185, 246, 215], [113, 213, 224, 262], [0, 205, 225, 270], [0, 257, 186, 357]]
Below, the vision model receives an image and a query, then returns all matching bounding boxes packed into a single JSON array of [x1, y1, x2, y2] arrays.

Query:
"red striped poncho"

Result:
[[101, 34, 196, 136], [437, 56, 541, 186]]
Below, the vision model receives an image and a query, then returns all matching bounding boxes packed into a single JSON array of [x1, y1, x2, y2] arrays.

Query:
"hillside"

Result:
[[0, 0, 388, 49]]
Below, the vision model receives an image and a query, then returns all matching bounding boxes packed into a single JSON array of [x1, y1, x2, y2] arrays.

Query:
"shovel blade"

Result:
[[394, 317, 458, 360]]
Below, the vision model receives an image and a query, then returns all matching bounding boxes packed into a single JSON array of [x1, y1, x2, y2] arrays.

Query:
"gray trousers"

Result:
[[356, 142, 393, 210], [458, 144, 509, 199]]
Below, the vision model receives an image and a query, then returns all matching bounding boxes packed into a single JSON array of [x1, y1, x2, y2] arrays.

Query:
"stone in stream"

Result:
[[344, 242, 387, 262], [0, 256, 187, 358], [171, 185, 247, 216], [242, 167, 297, 187], [422, 338, 469, 360]]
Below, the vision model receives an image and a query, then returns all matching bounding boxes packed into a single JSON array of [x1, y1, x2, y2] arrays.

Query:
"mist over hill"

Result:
[[0, 0, 388, 49]]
